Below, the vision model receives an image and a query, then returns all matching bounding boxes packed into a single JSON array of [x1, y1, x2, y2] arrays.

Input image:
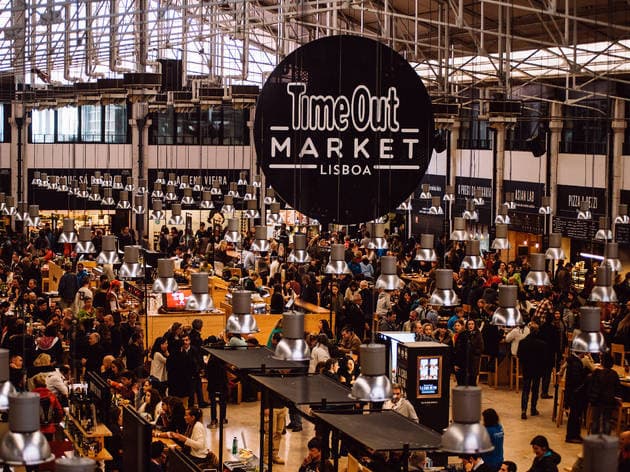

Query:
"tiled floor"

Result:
[[201, 381, 586, 471]]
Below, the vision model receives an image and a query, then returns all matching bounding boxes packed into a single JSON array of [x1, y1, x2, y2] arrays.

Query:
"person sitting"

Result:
[[500, 460, 517, 472], [299, 437, 333, 472], [161, 407, 209, 464]]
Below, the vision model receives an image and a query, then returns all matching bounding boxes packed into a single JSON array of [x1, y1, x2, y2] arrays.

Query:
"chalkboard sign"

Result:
[[616, 224, 630, 244], [509, 212, 544, 234], [552, 216, 598, 240], [411, 213, 446, 236]]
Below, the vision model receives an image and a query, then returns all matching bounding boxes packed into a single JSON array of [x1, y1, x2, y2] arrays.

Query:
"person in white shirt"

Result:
[[308, 334, 331, 374], [164, 407, 208, 463], [402, 310, 418, 332], [383, 383, 419, 423], [505, 325, 530, 356]]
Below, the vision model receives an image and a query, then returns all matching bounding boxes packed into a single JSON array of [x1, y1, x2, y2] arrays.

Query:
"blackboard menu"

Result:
[[616, 224, 630, 244], [552, 216, 598, 240], [411, 213, 447, 236], [556, 185, 606, 218], [509, 212, 544, 234]]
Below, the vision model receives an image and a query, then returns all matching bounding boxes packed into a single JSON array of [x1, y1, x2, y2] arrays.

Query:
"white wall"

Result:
[[503, 150, 547, 183], [146, 145, 253, 170], [556, 153, 607, 187], [0, 143, 10, 168], [26, 143, 133, 169], [425, 149, 447, 176], [455, 149, 493, 179]]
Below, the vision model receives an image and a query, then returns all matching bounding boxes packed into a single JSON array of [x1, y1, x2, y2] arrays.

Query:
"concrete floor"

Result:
[[201, 382, 585, 471]]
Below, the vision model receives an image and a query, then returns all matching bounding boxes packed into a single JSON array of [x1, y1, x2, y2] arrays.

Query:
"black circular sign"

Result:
[[254, 35, 434, 225]]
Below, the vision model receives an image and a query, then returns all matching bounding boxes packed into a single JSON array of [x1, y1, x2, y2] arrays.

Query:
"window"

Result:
[[176, 111, 198, 145], [560, 100, 609, 155], [81, 105, 102, 142], [105, 104, 128, 143], [506, 101, 549, 152], [149, 108, 175, 145], [222, 106, 248, 145], [57, 106, 79, 142], [458, 102, 491, 149], [31, 109, 55, 143]]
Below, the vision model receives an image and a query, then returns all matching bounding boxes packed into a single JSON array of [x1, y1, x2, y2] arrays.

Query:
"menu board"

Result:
[[508, 212, 544, 234], [616, 224, 630, 244], [552, 216, 598, 240], [417, 355, 442, 398]]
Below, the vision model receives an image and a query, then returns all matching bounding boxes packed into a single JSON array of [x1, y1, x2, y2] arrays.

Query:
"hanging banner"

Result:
[[255, 35, 434, 225], [502, 181, 544, 214], [555, 185, 606, 219], [453, 177, 492, 226]]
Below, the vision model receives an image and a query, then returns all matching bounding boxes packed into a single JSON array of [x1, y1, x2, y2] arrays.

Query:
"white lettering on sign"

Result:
[[568, 195, 598, 209], [514, 189, 535, 203]]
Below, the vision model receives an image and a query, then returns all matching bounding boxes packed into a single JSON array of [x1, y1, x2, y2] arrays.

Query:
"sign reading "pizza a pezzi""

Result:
[[254, 35, 434, 225]]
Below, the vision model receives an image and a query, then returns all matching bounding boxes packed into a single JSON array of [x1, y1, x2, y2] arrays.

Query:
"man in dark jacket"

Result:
[[565, 350, 592, 443], [57, 263, 78, 309], [166, 333, 198, 407], [587, 352, 621, 435], [517, 321, 547, 419], [528, 435, 561, 472]]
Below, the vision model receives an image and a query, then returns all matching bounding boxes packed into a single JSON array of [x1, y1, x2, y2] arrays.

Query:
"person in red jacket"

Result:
[[31, 373, 64, 439]]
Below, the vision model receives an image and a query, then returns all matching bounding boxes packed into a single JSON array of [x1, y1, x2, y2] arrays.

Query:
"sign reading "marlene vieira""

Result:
[[254, 35, 434, 225]]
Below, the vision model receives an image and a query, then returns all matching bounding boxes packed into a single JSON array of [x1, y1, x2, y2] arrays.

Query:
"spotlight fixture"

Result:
[[118, 246, 144, 279], [462, 199, 478, 221], [572, 306, 606, 354], [151, 182, 164, 199], [603, 242, 622, 273], [124, 176, 135, 192], [472, 188, 485, 206], [152, 259, 178, 293], [495, 205, 511, 225], [273, 312, 310, 361], [155, 171, 165, 185], [491, 285, 524, 327], [237, 171, 248, 186], [441, 387, 494, 454], [223, 218, 241, 244], [88, 184, 101, 202], [112, 175, 123, 190], [226, 290, 259, 334], [165, 184, 178, 202], [595, 217, 613, 241], [136, 178, 147, 195], [443, 184, 455, 202], [545, 233, 565, 260], [243, 199, 260, 219], [375, 255, 405, 290], [116, 191, 131, 210], [251, 226, 270, 252], [57, 218, 78, 244], [450, 217, 470, 241], [263, 188, 277, 205], [429, 269, 460, 306], [76, 182, 89, 199], [266, 202, 284, 226], [210, 180, 222, 196], [26, 205, 41, 227], [523, 253, 551, 286], [101, 188, 115, 206], [461, 239, 485, 270], [503, 192, 516, 209], [491, 224, 510, 250], [151, 199, 164, 223], [132, 194, 145, 214], [429, 196, 443, 215], [538, 196, 553, 215], [2, 196, 16, 216], [419, 184, 432, 199], [367, 222, 388, 250], [325, 244, 351, 275], [227, 182, 240, 198], [615, 204, 630, 225], [185, 272, 214, 311], [415, 234, 437, 262], [75, 227, 95, 254], [200, 191, 214, 209], [96, 235, 119, 265], [287, 234, 311, 263], [168, 203, 185, 225], [589, 266, 618, 303], [349, 344, 392, 401], [181, 188, 195, 206], [577, 201, 592, 220]]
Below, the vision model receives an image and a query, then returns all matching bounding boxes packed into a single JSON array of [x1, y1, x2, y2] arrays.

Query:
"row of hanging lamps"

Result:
[[287, 234, 311, 263], [572, 306, 606, 353], [429, 269, 460, 306], [595, 217, 613, 241], [325, 244, 351, 275], [152, 259, 178, 293], [491, 224, 510, 250], [491, 285, 524, 327], [375, 256, 405, 290], [185, 272, 214, 311], [589, 266, 618, 303], [461, 240, 484, 270], [545, 233, 565, 260], [76, 226, 96, 254], [118, 246, 144, 279], [57, 218, 78, 244], [97, 235, 119, 265], [415, 234, 437, 262], [273, 312, 310, 361], [226, 290, 259, 334]]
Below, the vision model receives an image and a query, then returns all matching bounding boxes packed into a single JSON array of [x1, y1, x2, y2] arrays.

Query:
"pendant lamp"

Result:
[[96, 235, 119, 265], [14, 202, 28, 222], [429, 269, 460, 306], [0, 349, 16, 412], [263, 188, 276, 205], [243, 185, 256, 201], [491, 285, 524, 327], [181, 188, 195, 206], [226, 290, 259, 334], [88, 184, 101, 202], [185, 272, 214, 311], [237, 171, 248, 186], [168, 203, 185, 225], [595, 217, 613, 241], [70, 179, 80, 196], [545, 233, 565, 260], [472, 188, 485, 206], [577, 201, 591, 220], [31, 171, 42, 186], [155, 171, 165, 185], [152, 259, 178, 293], [462, 199, 478, 221], [375, 255, 404, 290], [26, 205, 41, 227], [443, 184, 455, 202], [227, 182, 240, 198], [48, 175, 58, 191], [495, 206, 511, 225], [221, 195, 235, 215], [523, 253, 550, 286], [491, 224, 510, 250], [583, 434, 618, 472], [2, 196, 16, 216], [151, 182, 164, 199], [117, 191, 131, 210], [451, 217, 470, 241], [124, 176, 135, 192], [325, 244, 351, 275], [428, 196, 443, 215], [75, 227, 95, 254], [273, 312, 310, 361], [603, 242, 622, 273], [101, 188, 115, 206], [252, 174, 261, 188], [461, 240, 484, 270], [57, 177, 69, 192], [415, 234, 437, 262], [589, 266, 618, 303], [572, 306, 606, 353], [538, 196, 553, 215], [192, 176, 203, 192], [210, 180, 222, 196], [39, 173, 49, 189], [419, 184, 432, 199], [441, 387, 494, 454], [287, 234, 311, 264], [102, 173, 112, 188], [223, 218, 241, 244], [367, 222, 388, 250], [92, 171, 103, 186], [76, 182, 89, 199], [397, 199, 412, 211], [243, 199, 260, 219], [200, 191, 214, 209], [132, 194, 145, 214], [250, 226, 270, 252], [118, 246, 144, 279], [55, 457, 96, 471], [503, 192, 516, 209], [167, 173, 177, 187], [57, 218, 78, 244], [349, 344, 392, 401], [615, 204, 629, 224], [165, 184, 178, 202], [112, 175, 123, 190], [179, 175, 189, 190], [266, 202, 284, 225], [151, 199, 164, 223]]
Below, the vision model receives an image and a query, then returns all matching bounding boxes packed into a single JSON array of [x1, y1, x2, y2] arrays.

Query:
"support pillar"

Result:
[[611, 98, 626, 223], [548, 102, 563, 214]]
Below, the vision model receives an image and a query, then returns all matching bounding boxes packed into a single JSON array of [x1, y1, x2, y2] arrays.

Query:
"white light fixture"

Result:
[[443, 184, 455, 202], [55, 456, 96, 471], [603, 242, 622, 273], [165, 184, 178, 202], [76, 182, 89, 199], [200, 190, 214, 209], [397, 199, 413, 211], [151, 199, 164, 223], [221, 195, 235, 215], [428, 196, 443, 215], [349, 344, 392, 401], [595, 217, 613, 241], [325, 244, 351, 275], [266, 202, 284, 226], [26, 205, 41, 227], [287, 233, 311, 263], [132, 195, 145, 214], [503, 192, 516, 209], [243, 185, 256, 201], [2, 196, 16, 216], [136, 178, 147, 196], [375, 255, 405, 290], [589, 266, 618, 303], [167, 172, 177, 187], [124, 176, 135, 192], [461, 239, 485, 269], [14, 202, 28, 222], [155, 171, 165, 185], [237, 171, 248, 186], [495, 205, 511, 225], [112, 175, 123, 190], [168, 203, 185, 225], [538, 195, 553, 215], [545, 233, 565, 260], [226, 290, 259, 334], [429, 269, 460, 306], [70, 179, 80, 196], [367, 222, 388, 250], [116, 190, 131, 209], [39, 173, 49, 189], [472, 188, 485, 206], [210, 180, 222, 196], [179, 175, 189, 190], [251, 226, 270, 252], [48, 175, 58, 191], [96, 235, 119, 265], [243, 199, 260, 219], [75, 227, 95, 254], [0, 349, 16, 412], [583, 434, 618, 472], [31, 171, 42, 186], [441, 387, 494, 454], [462, 199, 478, 221], [57, 176, 69, 192], [415, 234, 437, 262], [491, 224, 510, 250], [101, 188, 115, 206], [491, 285, 524, 327], [524, 253, 551, 286], [577, 200, 592, 220], [223, 218, 241, 244], [185, 272, 214, 311], [181, 188, 195, 206], [451, 217, 470, 241], [572, 306, 606, 353], [263, 188, 276, 205], [151, 182, 164, 199], [88, 184, 101, 202], [419, 183, 432, 199], [152, 259, 178, 293], [192, 176, 203, 192], [252, 174, 261, 188], [57, 218, 78, 244], [273, 312, 310, 361], [118, 246, 144, 279], [615, 204, 629, 225], [102, 173, 112, 188], [227, 182, 240, 198]]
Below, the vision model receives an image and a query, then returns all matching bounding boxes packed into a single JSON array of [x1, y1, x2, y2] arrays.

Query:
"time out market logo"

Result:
[[254, 35, 434, 225]]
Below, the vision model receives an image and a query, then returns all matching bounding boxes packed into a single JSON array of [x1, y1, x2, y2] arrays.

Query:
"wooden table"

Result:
[[400, 273, 428, 291]]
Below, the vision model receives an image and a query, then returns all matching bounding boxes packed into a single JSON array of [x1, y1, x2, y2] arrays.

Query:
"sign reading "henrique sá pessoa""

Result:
[[254, 35, 434, 225]]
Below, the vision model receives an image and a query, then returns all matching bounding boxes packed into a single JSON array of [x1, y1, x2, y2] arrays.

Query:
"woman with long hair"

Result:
[[150, 336, 169, 394], [309, 334, 331, 374], [480, 408, 504, 472], [162, 407, 208, 464], [138, 387, 163, 423]]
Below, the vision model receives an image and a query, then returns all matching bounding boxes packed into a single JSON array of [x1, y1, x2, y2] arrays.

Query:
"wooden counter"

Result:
[[145, 311, 226, 345]]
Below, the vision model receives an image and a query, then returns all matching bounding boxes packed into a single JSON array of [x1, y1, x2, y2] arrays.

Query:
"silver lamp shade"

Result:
[[0, 349, 16, 412], [152, 259, 178, 293], [237, 171, 248, 186], [75, 227, 96, 254], [26, 205, 41, 227], [200, 191, 214, 209], [243, 185, 256, 201], [88, 184, 101, 202], [572, 306, 606, 353], [450, 217, 470, 241], [415, 234, 437, 261], [226, 291, 259, 334], [101, 188, 115, 206], [428, 196, 443, 215], [167, 173, 177, 187], [367, 222, 388, 250], [137, 178, 147, 195], [185, 272, 214, 311], [325, 244, 351, 275], [118, 246, 144, 279], [151, 182, 164, 199], [375, 256, 405, 290], [0, 393, 54, 465], [252, 174, 261, 188], [615, 204, 630, 224], [96, 235, 120, 264], [243, 199, 260, 219], [263, 188, 276, 205], [491, 285, 524, 327], [112, 175, 123, 190], [443, 184, 455, 202], [524, 253, 551, 286], [155, 171, 165, 185], [124, 176, 135, 192], [168, 204, 185, 225], [250, 226, 270, 252], [397, 199, 413, 211], [545, 233, 566, 260], [2, 196, 16, 216], [133, 195, 145, 214], [462, 199, 478, 221], [589, 266, 618, 303], [472, 188, 485, 206], [55, 457, 96, 471], [223, 218, 241, 244], [227, 182, 240, 198], [165, 184, 178, 202], [221, 195, 235, 215], [595, 217, 613, 241], [577, 200, 592, 220], [287, 234, 311, 263], [419, 184, 432, 199], [350, 344, 392, 401], [116, 190, 131, 210], [14, 202, 28, 222], [461, 240, 485, 270], [76, 182, 89, 199], [192, 176, 203, 192], [39, 173, 49, 189], [441, 387, 494, 454], [152, 199, 164, 222], [503, 192, 516, 209], [57, 218, 78, 244], [583, 434, 618, 472], [179, 175, 189, 190], [491, 224, 510, 250], [48, 175, 58, 191], [31, 171, 41, 186], [539, 196, 553, 215], [495, 205, 511, 225], [603, 242, 622, 273], [70, 179, 80, 196], [91, 171, 103, 186], [273, 312, 310, 361], [266, 202, 284, 225], [210, 180, 222, 196], [429, 269, 460, 306], [181, 188, 195, 206], [102, 173, 112, 187], [57, 176, 69, 192]]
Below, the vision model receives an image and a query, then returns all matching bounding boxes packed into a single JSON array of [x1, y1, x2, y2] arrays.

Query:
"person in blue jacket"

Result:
[[481, 408, 504, 472]]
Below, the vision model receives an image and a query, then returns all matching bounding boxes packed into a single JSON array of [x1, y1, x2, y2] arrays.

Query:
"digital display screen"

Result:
[[164, 290, 192, 310], [417, 356, 441, 398]]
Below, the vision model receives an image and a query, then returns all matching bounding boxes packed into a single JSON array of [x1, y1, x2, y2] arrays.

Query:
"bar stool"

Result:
[[615, 402, 630, 435], [556, 379, 566, 427], [478, 354, 498, 387], [509, 356, 522, 392]]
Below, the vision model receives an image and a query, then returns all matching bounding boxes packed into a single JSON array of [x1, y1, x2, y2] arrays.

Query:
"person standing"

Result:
[[517, 321, 547, 419], [481, 408, 504, 472], [565, 350, 592, 443], [57, 263, 78, 309], [587, 352, 621, 435], [166, 334, 197, 407]]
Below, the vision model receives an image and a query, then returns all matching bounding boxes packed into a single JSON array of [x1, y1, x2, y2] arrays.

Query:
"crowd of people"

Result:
[[1, 220, 630, 471]]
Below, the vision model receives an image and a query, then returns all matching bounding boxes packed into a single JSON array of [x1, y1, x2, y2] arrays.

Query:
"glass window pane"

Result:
[[81, 105, 102, 142], [31, 109, 55, 143], [105, 104, 127, 143], [222, 106, 247, 145], [176, 111, 198, 145], [57, 106, 79, 142]]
